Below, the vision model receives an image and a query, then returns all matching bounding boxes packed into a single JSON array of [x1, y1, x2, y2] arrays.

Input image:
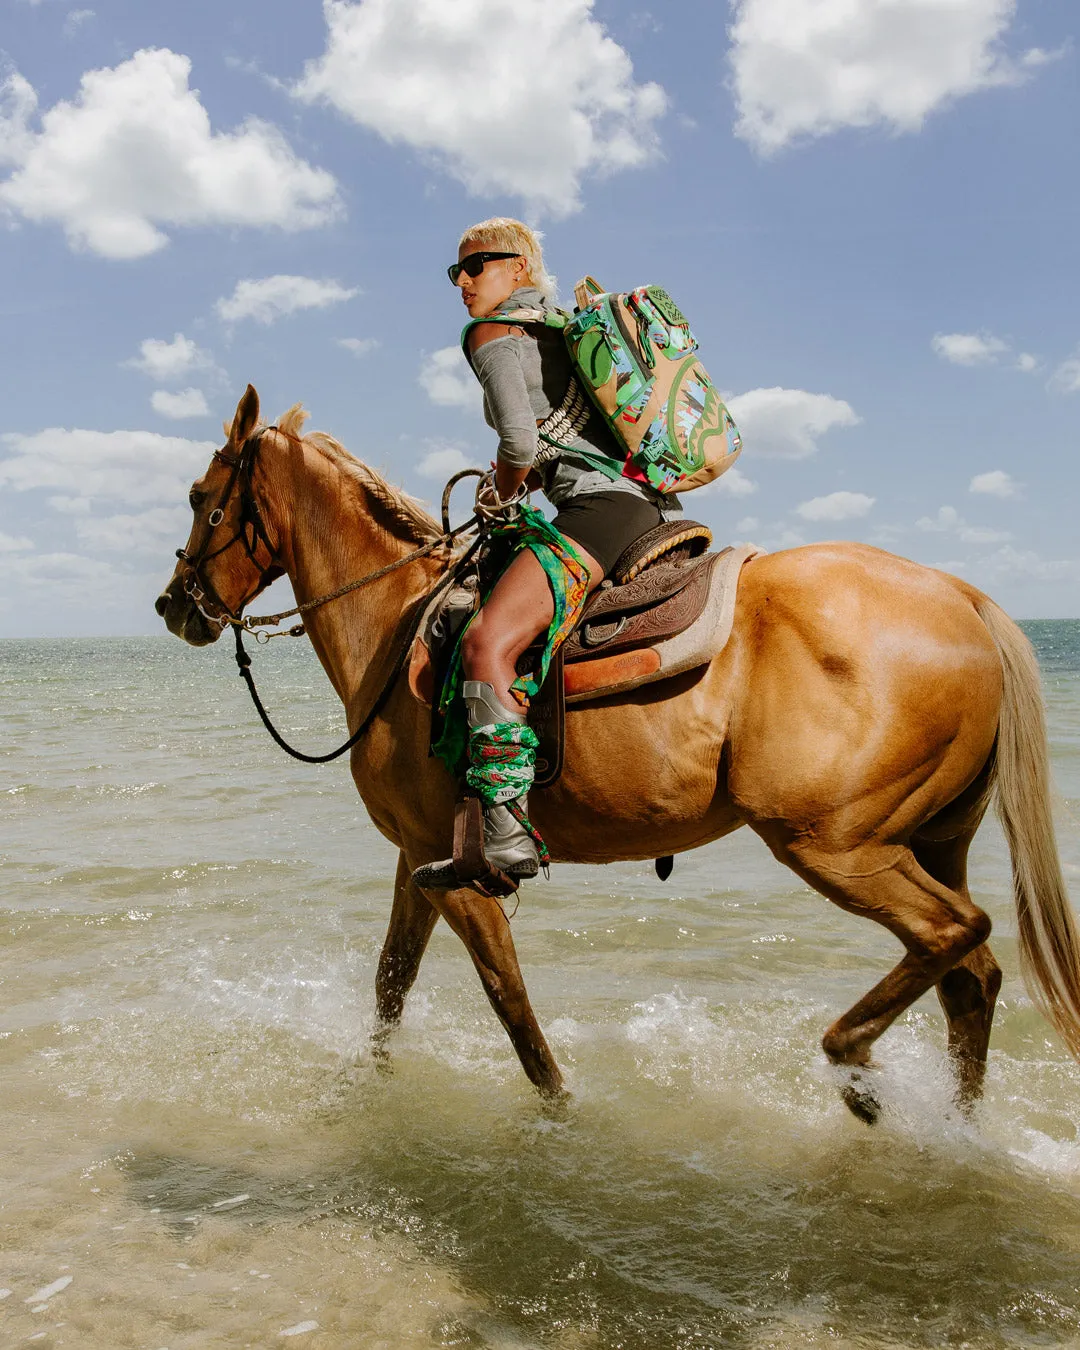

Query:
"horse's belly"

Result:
[[529, 672, 739, 863]]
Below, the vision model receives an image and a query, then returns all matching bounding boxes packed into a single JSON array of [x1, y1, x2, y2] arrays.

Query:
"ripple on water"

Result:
[[3, 633, 1080, 1348]]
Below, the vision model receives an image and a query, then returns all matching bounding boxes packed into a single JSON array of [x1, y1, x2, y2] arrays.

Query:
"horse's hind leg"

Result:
[[935, 945, 1002, 1110], [769, 837, 992, 1123], [372, 853, 440, 1062], [914, 832, 1002, 1112]]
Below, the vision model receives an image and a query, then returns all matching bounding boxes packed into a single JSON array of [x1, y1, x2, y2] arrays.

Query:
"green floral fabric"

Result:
[[432, 503, 589, 778]]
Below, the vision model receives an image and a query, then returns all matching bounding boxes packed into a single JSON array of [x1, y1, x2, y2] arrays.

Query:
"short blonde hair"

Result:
[[458, 217, 556, 299]]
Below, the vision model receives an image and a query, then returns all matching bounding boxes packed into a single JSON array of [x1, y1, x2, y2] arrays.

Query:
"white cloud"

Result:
[[735, 516, 760, 534], [74, 505, 189, 553], [726, 387, 859, 459], [917, 505, 962, 532], [1020, 44, 1070, 70], [0, 428, 216, 507], [1051, 352, 1080, 394], [969, 469, 1019, 498], [0, 49, 341, 258], [62, 9, 94, 37], [125, 333, 213, 382], [765, 527, 808, 550], [932, 331, 1009, 366], [0, 70, 37, 168], [417, 445, 475, 479], [916, 504, 1011, 544], [980, 545, 1080, 583], [932, 334, 1041, 372], [150, 388, 210, 420], [419, 346, 483, 413], [293, 0, 666, 216], [338, 337, 379, 358], [216, 275, 358, 325], [698, 465, 758, 497], [730, 0, 1036, 154], [1, 550, 120, 596], [0, 530, 33, 552], [47, 495, 91, 515], [795, 491, 875, 522]]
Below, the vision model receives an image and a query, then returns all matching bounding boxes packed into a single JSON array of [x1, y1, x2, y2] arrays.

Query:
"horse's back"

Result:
[[726, 542, 1002, 837]]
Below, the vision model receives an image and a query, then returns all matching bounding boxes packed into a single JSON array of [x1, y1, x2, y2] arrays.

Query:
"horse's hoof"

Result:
[[537, 1085, 573, 1122], [841, 1070, 881, 1125]]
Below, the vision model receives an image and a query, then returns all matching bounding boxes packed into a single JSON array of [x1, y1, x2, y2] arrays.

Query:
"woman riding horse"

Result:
[[415, 219, 676, 890]]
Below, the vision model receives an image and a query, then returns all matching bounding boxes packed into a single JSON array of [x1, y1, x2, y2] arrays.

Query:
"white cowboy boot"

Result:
[[413, 680, 539, 890]]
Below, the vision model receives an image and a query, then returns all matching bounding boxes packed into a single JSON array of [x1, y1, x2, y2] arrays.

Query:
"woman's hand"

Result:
[[494, 458, 531, 502], [476, 467, 528, 523]]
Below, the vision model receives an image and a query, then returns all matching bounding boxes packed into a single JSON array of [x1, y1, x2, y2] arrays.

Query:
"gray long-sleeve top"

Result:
[[467, 287, 672, 512]]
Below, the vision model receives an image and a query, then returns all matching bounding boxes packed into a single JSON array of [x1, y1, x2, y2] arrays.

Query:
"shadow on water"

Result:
[[115, 1057, 1080, 1350]]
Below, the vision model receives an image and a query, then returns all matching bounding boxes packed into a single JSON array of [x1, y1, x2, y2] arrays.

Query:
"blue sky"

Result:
[[1, 0, 1077, 636]]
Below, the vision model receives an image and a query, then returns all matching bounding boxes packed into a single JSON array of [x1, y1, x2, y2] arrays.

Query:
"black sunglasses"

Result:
[[447, 251, 521, 284]]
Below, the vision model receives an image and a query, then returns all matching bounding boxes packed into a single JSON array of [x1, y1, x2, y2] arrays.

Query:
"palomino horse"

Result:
[[156, 387, 1080, 1121]]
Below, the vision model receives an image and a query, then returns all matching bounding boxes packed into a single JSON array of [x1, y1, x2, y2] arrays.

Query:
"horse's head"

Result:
[[155, 384, 285, 645]]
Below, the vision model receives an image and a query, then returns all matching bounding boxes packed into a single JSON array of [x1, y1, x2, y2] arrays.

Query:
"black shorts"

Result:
[[551, 490, 664, 578]]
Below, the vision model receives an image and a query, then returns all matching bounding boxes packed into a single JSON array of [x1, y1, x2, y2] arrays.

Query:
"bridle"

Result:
[[175, 427, 480, 637], [175, 428, 282, 631], [171, 427, 485, 762]]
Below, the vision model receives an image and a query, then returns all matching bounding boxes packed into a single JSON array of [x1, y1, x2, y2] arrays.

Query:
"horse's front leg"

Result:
[[418, 876, 565, 1098], [372, 853, 440, 1061]]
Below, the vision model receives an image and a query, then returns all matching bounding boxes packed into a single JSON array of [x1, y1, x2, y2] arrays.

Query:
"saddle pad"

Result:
[[565, 542, 761, 704]]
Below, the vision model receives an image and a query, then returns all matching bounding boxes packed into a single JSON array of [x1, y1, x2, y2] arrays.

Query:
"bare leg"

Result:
[[419, 878, 565, 1096], [462, 544, 602, 709], [766, 836, 992, 1123]]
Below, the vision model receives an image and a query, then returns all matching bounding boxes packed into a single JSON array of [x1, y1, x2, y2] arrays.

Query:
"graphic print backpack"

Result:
[[561, 276, 742, 494], [461, 277, 742, 494]]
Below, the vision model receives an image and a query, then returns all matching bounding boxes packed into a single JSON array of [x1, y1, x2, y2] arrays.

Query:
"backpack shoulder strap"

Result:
[[460, 308, 569, 365]]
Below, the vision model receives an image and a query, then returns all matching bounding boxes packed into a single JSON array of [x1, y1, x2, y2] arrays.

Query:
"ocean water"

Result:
[[2, 623, 1080, 1349]]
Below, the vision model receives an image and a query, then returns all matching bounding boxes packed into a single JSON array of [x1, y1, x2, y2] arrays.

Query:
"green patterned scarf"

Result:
[[432, 504, 589, 778]]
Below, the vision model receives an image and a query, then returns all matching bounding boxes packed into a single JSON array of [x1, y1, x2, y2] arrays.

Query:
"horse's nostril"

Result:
[[154, 592, 169, 617]]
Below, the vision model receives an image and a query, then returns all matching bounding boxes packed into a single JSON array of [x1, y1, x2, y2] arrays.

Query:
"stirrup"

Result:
[[412, 797, 536, 897], [411, 854, 536, 896]]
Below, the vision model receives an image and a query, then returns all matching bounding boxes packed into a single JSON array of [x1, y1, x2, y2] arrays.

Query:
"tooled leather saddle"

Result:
[[410, 519, 760, 788], [524, 520, 723, 787], [410, 518, 761, 894]]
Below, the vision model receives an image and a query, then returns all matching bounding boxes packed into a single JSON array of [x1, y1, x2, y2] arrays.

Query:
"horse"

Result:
[[156, 386, 1080, 1122]]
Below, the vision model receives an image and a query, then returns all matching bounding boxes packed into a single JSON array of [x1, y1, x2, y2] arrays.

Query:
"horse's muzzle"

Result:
[[155, 577, 220, 646]]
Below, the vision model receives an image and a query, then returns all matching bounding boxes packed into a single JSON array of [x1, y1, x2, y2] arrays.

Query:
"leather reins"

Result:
[[173, 430, 483, 762]]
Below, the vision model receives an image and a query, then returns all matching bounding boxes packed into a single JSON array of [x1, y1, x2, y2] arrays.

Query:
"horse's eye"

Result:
[[189, 489, 204, 511]]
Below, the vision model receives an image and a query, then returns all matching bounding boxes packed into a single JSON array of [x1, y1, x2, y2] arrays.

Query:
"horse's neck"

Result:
[[276, 449, 439, 712]]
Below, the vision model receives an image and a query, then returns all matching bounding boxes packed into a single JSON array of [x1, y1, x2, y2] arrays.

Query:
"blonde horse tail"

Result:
[[977, 596, 1080, 1060]]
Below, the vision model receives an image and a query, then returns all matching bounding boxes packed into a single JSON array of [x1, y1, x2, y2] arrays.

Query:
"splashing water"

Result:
[[2, 630, 1080, 1348]]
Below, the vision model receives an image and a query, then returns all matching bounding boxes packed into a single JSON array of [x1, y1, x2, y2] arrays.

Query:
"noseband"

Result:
[[175, 429, 280, 628]]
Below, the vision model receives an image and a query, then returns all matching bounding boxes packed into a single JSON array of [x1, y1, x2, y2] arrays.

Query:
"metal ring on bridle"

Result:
[[208, 508, 224, 527]]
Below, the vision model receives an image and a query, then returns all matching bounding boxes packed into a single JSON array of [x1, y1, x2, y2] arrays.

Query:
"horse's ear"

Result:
[[230, 384, 260, 447]]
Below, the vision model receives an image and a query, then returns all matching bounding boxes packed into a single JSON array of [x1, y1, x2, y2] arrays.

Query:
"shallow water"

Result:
[[3, 626, 1080, 1348]]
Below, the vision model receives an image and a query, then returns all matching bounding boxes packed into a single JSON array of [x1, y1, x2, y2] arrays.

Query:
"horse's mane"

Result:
[[271, 404, 443, 546]]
